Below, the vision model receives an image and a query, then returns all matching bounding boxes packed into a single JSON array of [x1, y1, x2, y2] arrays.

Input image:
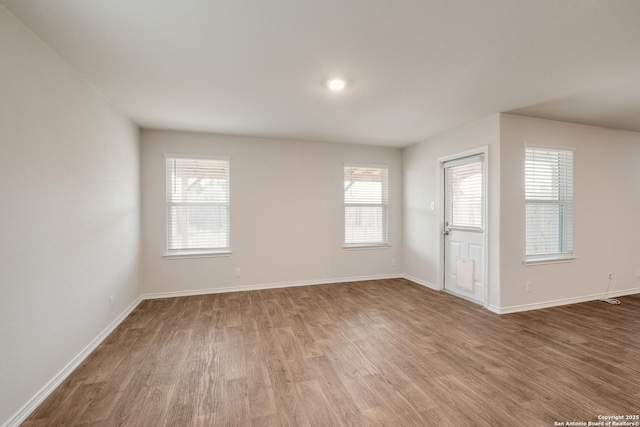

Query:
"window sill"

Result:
[[343, 244, 391, 251], [163, 251, 232, 260], [523, 256, 576, 266]]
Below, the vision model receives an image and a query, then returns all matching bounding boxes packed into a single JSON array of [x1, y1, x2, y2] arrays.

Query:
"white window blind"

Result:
[[445, 158, 483, 229], [344, 165, 389, 247], [166, 156, 230, 253], [525, 148, 573, 259]]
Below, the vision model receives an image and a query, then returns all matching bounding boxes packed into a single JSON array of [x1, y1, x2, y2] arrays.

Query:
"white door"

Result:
[[443, 155, 485, 305]]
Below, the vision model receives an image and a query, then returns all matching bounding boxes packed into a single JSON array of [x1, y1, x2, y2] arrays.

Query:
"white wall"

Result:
[[2, 5, 638, 423], [0, 7, 140, 426], [141, 130, 402, 295], [402, 115, 501, 307], [499, 114, 640, 310]]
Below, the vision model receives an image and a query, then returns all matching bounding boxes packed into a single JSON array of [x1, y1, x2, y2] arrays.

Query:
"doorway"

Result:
[[442, 150, 487, 306]]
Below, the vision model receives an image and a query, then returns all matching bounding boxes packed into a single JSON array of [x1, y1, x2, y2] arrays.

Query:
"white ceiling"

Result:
[[4, 0, 640, 147]]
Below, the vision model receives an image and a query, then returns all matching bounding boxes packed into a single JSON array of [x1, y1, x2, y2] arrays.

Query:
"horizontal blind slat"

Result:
[[445, 161, 483, 228], [344, 166, 388, 245], [166, 158, 230, 251], [525, 148, 573, 257]]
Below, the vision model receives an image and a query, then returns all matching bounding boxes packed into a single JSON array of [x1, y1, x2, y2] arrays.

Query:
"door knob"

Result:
[[444, 230, 450, 236]]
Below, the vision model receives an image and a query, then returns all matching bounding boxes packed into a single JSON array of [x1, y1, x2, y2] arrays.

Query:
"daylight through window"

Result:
[[344, 165, 389, 247], [166, 156, 230, 254], [525, 147, 573, 260]]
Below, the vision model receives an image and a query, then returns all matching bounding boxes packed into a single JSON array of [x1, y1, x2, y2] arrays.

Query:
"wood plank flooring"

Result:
[[23, 279, 640, 426]]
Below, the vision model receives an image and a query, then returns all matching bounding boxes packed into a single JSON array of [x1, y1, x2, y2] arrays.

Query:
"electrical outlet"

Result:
[[235, 268, 241, 278], [109, 296, 114, 308], [526, 281, 532, 292], [636, 269, 640, 279], [391, 258, 397, 266]]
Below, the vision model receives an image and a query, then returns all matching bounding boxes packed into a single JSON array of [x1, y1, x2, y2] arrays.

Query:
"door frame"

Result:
[[438, 146, 489, 308]]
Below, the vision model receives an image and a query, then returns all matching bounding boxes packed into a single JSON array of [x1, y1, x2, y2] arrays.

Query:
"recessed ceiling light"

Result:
[[326, 78, 347, 91]]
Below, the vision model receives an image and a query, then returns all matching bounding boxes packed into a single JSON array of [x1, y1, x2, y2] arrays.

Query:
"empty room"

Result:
[[2, 1, 640, 426]]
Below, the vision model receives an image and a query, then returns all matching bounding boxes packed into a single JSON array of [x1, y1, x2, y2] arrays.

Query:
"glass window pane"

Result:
[[345, 206, 386, 244], [166, 157, 230, 252], [525, 148, 573, 258], [446, 162, 482, 228], [344, 166, 389, 246]]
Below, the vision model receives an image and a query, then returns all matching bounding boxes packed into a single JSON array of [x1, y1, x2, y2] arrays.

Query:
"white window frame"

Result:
[[343, 163, 390, 249], [164, 153, 231, 259], [524, 146, 574, 264]]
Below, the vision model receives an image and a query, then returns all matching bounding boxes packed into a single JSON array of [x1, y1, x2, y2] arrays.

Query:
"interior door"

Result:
[[443, 155, 485, 305]]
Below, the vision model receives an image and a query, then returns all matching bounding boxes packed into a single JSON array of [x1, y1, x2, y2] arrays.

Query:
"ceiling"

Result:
[[3, 0, 640, 147]]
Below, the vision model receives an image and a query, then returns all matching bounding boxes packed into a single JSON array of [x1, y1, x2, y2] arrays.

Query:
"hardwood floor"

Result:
[[23, 279, 640, 426]]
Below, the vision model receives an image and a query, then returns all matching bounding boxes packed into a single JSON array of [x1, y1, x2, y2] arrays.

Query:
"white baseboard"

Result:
[[492, 287, 640, 314], [142, 273, 403, 300], [401, 274, 440, 291], [400, 278, 640, 316], [8, 276, 635, 426], [2, 295, 144, 427], [487, 304, 501, 314], [4, 274, 401, 426]]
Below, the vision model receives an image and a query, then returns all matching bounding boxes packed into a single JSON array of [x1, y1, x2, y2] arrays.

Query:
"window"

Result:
[[344, 165, 389, 247], [525, 147, 573, 261], [166, 155, 230, 255], [445, 157, 483, 230]]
